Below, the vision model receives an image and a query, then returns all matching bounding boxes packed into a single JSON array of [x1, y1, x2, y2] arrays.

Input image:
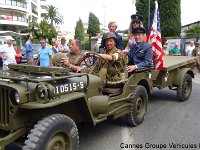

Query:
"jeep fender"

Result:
[[126, 72, 152, 94], [172, 68, 194, 86]]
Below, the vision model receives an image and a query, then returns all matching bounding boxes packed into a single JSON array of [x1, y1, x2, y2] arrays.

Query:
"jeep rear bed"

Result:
[[162, 56, 197, 71]]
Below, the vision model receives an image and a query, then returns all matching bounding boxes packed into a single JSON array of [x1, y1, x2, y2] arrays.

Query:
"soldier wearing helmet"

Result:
[[88, 32, 127, 81], [192, 42, 200, 72]]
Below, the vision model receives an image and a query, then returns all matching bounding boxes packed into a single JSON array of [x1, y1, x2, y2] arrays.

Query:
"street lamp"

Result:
[[102, 5, 106, 32]]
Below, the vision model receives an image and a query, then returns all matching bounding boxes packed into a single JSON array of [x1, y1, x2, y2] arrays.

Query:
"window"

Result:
[[5, 0, 11, 5]]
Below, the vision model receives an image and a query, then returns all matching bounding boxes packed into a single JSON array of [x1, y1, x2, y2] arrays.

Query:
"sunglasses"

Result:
[[52, 42, 55, 43], [132, 21, 140, 24], [41, 42, 46, 44]]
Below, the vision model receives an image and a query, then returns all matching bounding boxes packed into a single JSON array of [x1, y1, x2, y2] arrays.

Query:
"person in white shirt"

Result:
[[185, 41, 195, 56], [58, 37, 70, 54], [0, 36, 16, 70]]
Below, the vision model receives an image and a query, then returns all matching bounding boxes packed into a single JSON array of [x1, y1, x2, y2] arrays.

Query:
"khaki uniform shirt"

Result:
[[67, 52, 84, 66], [94, 47, 127, 81]]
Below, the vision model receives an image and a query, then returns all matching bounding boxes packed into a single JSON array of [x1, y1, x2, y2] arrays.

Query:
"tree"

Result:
[[44, 5, 64, 25], [74, 18, 85, 41], [34, 20, 57, 43], [184, 25, 200, 37], [87, 12, 100, 39], [135, 0, 181, 37]]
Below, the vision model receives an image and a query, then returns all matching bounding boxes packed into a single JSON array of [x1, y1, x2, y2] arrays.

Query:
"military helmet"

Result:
[[102, 32, 117, 44], [52, 53, 68, 67], [195, 42, 199, 47]]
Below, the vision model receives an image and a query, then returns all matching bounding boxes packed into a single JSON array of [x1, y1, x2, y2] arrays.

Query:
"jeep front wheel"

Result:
[[126, 85, 148, 127], [23, 114, 79, 150]]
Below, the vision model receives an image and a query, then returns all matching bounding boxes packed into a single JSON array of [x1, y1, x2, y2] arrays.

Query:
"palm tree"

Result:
[[184, 25, 200, 37], [44, 5, 64, 25]]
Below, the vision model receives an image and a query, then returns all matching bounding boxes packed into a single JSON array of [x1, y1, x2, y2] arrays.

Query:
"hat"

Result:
[[195, 42, 199, 46], [6, 36, 14, 41], [132, 27, 146, 34], [131, 14, 143, 22], [102, 32, 117, 43]]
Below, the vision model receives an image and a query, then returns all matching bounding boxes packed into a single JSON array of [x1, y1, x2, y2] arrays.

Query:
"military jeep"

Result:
[[0, 55, 197, 150]]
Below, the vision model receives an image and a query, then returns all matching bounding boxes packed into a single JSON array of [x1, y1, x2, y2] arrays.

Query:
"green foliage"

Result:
[[135, 0, 181, 37], [87, 12, 100, 39], [44, 5, 64, 25], [74, 18, 85, 41], [184, 25, 200, 37], [122, 37, 128, 49], [81, 37, 91, 50], [34, 20, 57, 43]]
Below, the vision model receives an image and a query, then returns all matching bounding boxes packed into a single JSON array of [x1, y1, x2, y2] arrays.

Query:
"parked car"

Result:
[[20, 44, 41, 64]]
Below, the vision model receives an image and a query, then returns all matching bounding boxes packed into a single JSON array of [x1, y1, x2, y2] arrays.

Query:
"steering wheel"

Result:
[[78, 52, 108, 67]]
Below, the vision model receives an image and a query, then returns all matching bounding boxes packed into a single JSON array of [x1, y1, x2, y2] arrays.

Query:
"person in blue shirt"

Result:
[[25, 34, 33, 65], [36, 39, 52, 66], [99, 21, 123, 51], [127, 27, 152, 74]]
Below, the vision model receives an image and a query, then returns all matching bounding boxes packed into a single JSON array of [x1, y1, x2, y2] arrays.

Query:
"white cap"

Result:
[[6, 36, 14, 41]]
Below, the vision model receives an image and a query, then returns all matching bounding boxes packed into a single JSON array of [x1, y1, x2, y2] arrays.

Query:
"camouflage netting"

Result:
[[52, 53, 68, 67]]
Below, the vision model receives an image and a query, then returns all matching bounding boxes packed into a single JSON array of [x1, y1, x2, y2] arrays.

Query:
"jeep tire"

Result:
[[23, 114, 79, 150], [126, 85, 148, 127], [177, 74, 192, 102]]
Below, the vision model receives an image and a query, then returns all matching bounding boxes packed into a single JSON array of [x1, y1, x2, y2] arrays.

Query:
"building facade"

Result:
[[0, 0, 47, 33]]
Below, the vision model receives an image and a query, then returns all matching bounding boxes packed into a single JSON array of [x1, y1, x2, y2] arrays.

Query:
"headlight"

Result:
[[10, 90, 20, 106], [15, 92, 20, 103], [36, 84, 46, 99]]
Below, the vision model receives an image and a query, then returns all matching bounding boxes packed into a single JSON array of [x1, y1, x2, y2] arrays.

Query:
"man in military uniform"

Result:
[[90, 32, 127, 81], [60, 39, 83, 72], [192, 42, 200, 72], [127, 27, 152, 74]]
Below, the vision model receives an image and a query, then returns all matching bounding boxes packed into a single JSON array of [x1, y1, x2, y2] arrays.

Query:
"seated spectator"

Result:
[[169, 43, 181, 56], [127, 27, 152, 74]]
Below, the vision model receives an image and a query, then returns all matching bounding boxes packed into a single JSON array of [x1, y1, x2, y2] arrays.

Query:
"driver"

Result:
[[89, 32, 127, 81]]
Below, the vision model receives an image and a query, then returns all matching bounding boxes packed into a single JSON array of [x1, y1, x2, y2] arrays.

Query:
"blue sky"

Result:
[[48, 0, 200, 32]]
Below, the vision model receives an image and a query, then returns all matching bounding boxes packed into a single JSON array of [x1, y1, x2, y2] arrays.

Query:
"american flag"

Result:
[[147, 0, 164, 71]]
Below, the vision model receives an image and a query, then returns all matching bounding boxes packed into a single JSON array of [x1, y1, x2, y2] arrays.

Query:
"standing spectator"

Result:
[[99, 21, 123, 51], [169, 43, 181, 56], [13, 44, 22, 64], [0, 40, 3, 68], [192, 42, 200, 72], [25, 34, 33, 64], [94, 33, 102, 53], [36, 39, 52, 67], [49, 38, 59, 58], [185, 41, 195, 56], [125, 14, 144, 51], [162, 41, 170, 55], [58, 37, 70, 54], [0, 36, 16, 70]]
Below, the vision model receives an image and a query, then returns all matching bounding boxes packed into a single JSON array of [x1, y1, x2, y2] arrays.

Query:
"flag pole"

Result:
[[148, 0, 151, 30]]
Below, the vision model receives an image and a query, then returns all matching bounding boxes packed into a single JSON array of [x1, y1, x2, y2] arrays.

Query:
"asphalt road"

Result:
[[6, 82, 200, 150], [79, 82, 200, 150]]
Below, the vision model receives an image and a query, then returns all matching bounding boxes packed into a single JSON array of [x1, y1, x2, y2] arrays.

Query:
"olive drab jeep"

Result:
[[0, 55, 198, 150]]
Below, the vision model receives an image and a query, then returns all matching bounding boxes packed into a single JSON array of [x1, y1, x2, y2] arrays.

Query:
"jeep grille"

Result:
[[0, 87, 9, 127]]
